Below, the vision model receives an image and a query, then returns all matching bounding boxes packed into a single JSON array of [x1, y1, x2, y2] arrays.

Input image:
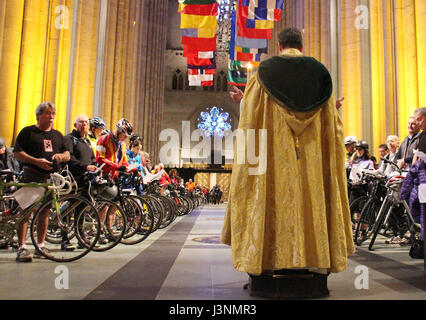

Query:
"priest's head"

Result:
[[278, 28, 303, 53]]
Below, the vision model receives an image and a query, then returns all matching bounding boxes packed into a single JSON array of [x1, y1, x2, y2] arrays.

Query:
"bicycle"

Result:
[[0, 169, 101, 262], [367, 159, 420, 251], [115, 171, 155, 245], [353, 171, 388, 245], [77, 166, 128, 252]]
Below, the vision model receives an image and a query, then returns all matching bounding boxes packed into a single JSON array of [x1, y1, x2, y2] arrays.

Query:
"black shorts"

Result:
[[21, 167, 51, 183]]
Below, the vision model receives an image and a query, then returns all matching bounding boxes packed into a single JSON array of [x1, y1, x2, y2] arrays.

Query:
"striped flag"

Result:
[[181, 28, 216, 38], [180, 14, 217, 30], [179, 2, 218, 15], [189, 74, 214, 86]]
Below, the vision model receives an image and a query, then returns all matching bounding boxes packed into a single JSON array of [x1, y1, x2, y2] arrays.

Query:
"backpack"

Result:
[[409, 239, 424, 259]]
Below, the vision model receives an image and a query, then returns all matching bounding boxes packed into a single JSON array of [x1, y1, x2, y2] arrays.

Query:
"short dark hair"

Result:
[[278, 28, 303, 50], [130, 139, 142, 149], [378, 144, 388, 151]]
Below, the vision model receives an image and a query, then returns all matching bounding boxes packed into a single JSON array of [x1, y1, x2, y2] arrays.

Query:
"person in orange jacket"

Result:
[[96, 118, 133, 178]]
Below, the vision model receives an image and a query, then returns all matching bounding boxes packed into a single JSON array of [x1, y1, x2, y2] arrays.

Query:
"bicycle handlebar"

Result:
[[48, 173, 67, 190]]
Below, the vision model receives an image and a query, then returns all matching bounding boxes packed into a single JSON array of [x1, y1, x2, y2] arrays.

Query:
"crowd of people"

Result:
[[345, 108, 425, 247], [3, 100, 424, 263], [0, 102, 215, 262]]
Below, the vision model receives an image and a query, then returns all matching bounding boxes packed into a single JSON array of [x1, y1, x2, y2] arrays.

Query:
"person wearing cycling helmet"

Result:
[[88, 117, 106, 156], [344, 136, 357, 163], [96, 118, 132, 178], [348, 140, 375, 204]]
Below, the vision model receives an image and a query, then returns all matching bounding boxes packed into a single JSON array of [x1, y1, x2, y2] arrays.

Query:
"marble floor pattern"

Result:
[[0, 203, 424, 300]]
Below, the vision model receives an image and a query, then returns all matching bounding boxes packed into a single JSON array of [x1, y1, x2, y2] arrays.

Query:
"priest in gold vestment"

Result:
[[221, 28, 355, 276]]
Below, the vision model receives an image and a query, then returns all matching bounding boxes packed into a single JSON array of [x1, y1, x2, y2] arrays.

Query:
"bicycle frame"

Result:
[[0, 180, 63, 231]]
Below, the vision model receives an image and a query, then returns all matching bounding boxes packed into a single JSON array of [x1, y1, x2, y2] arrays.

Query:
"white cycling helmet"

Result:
[[344, 136, 358, 145]]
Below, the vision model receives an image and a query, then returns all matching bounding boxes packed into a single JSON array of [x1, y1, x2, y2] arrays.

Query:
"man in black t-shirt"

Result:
[[13, 102, 70, 262]]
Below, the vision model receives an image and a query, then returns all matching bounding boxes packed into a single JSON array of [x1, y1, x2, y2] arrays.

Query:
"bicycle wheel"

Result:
[[354, 197, 381, 245], [141, 195, 163, 233], [183, 196, 193, 215], [368, 199, 393, 251], [120, 195, 154, 245], [89, 199, 126, 252], [176, 196, 187, 216], [166, 197, 178, 224], [30, 195, 101, 262], [349, 195, 369, 231], [157, 196, 174, 229]]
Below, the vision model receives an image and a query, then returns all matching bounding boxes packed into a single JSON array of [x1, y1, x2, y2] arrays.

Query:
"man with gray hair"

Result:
[[413, 108, 426, 162], [13, 101, 70, 262], [395, 116, 421, 169]]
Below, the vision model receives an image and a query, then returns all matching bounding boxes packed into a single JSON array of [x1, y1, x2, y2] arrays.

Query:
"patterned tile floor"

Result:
[[0, 203, 424, 300]]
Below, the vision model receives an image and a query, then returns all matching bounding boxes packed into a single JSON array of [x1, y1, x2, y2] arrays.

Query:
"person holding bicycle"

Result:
[[96, 118, 133, 178], [372, 135, 400, 178], [395, 117, 420, 169], [64, 115, 98, 180], [62, 115, 99, 251], [88, 117, 106, 156], [13, 102, 70, 262]]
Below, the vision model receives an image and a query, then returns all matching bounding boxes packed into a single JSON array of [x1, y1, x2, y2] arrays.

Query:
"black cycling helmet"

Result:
[[116, 118, 133, 136], [89, 117, 106, 129], [355, 140, 369, 150], [129, 134, 142, 143]]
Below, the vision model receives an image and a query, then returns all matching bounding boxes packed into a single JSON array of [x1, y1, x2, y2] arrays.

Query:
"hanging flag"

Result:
[[235, 47, 264, 62], [181, 28, 216, 38], [236, 46, 268, 54], [237, 0, 273, 39], [181, 14, 217, 30], [230, 7, 267, 62], [182, 36, 217, 51], [187, 53, 216, 69], [187, 53, 216, 66], [189, 74, 214, 86], [241, 0, 284, 21], [183, 46, 214, 59], [236, 32, 268, 48], [228, 60, 248, 87], [179, 2, 218, 15], [179, 0, 218, 86]]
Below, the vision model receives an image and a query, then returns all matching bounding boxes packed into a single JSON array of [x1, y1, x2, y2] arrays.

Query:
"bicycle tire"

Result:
[[140, 195, 163, 232], [90, 199, 127, 252], [368, 199, 393, 251], [120, 195, 154, 245], [354, 197, 381, 246], [30, 195, 101, 262], [349, 195, 369, 230], [157, 196, 174, 229]]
